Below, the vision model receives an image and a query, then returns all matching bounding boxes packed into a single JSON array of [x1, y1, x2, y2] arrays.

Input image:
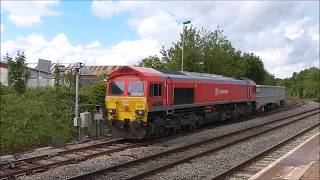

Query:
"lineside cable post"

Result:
[[73, 62, 83, 138]]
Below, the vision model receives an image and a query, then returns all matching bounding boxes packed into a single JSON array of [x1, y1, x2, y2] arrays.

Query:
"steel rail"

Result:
[[66, 108, 319, 180], [0, 139, 149, 179], [0, 138, 126, 168]]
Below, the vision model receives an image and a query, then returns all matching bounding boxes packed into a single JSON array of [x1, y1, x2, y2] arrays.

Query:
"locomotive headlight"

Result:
[[135, 110, 144, 116], [107, 109, 116, 115]]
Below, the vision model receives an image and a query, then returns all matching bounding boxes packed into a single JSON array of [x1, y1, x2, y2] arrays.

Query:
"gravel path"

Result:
[[18, 101, 319, 180]]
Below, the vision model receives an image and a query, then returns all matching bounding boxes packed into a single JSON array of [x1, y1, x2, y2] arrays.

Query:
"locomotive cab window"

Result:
[[128, 81, 144, 96], [109, 81, 125, 96], [150, 83, 162, 97]]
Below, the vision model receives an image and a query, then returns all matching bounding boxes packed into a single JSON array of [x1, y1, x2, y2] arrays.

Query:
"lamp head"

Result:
[[183, 21, 191, 24]]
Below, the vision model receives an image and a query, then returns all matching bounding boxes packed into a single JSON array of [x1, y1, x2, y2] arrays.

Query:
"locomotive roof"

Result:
[[110, 66, 255, 84]]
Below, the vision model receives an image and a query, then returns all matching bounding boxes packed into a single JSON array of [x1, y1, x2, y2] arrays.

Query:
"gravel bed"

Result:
[[148, 114, 319, 180], [19, 146, 171, 180], [17, 148, 65, 159], [16, 138, 113, 159]]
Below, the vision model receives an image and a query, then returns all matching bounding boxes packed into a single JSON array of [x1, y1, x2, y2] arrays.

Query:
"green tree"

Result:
[[240, 53, 266, 84], [64, 71, 75, 88], [161, 26, 242, 76], [138, 25, 282, 85], [280, 67, 319, 100], [53, 65, 62, 89], [4, 51, 31, 94], [138, 55, 167, 69]]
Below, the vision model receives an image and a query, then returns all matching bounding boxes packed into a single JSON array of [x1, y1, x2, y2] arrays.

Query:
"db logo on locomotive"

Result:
[[215, 88, 229, 95]]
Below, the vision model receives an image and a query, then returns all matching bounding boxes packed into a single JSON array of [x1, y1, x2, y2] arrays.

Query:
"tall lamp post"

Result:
[[181, 20, 191, 71]]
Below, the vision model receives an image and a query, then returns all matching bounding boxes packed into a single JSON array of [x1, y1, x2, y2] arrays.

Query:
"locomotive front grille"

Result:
[[105, 96, 148, 123]]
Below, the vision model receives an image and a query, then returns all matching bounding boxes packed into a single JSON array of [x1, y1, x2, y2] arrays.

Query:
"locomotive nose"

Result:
[[106, 96, 148, 139], [106, 96, 147, 122]]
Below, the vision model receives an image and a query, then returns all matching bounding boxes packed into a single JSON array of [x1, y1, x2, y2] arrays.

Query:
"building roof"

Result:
[[0, 62, 8, 69], [80, 66, 120, 75], [27, 67, 53, 74], [48, 63, 120, 76]]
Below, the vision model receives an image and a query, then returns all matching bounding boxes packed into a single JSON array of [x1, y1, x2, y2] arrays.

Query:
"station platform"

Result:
[[250, 133, 319, 180]]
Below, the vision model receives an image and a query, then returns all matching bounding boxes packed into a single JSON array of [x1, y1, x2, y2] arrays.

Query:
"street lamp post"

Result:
[[182, 20, 191, 71]]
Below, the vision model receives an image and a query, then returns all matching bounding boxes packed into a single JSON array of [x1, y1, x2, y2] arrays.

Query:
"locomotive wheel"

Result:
[[174, 123, 181, 134], [189, 113, 198, 129], [232, 111, 240, 120], [152, 118, 165, 138], [159, 126, 166, 137]]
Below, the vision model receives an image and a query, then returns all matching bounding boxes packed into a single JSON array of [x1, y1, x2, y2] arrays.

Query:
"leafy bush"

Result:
[[0, 81, 108, 155], [0, 87, 76, 154], [277, 67, 319, 101], [80, 81, 107, 113]]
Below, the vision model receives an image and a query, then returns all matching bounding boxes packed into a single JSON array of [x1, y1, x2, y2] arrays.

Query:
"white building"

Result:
[[27, 59, 54, 88]]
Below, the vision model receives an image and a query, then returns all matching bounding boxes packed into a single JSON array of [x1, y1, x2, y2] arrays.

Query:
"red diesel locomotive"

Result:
[[105, 66, 258, 139]]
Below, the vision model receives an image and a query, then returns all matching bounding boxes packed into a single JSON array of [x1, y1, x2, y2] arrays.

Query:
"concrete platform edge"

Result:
[[249, 132, 320, 180]]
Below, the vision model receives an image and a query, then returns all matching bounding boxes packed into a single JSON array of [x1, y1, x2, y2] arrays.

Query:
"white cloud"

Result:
[[90, 1, 136, 19], [1, 33, 160, 66], [1, 0, 60, 27], [85, 41, 102, 49], [90, 1, 319, 78], [236, 16, 319, 78], [127, 10, 181, 47]]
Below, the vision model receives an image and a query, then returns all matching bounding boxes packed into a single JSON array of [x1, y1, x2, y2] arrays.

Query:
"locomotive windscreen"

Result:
[[173, 88, 194, 105]]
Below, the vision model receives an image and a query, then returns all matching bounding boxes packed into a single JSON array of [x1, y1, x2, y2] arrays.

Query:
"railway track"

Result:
[[0, 99, 307, 179], [0, 139, 150, 179], [66, 107, 319, 180]]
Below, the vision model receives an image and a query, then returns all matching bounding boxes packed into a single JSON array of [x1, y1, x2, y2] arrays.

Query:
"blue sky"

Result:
[[1, 1, 138, 47], [1, 1, 319, 78]]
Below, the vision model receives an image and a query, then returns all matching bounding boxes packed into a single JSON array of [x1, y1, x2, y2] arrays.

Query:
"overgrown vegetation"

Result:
[[0, 86, 74, 154], [80, 81, 107, 112], [277, 67, 320, 101], [0, 82, 107, 155], [53, 64, 62, 90]]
